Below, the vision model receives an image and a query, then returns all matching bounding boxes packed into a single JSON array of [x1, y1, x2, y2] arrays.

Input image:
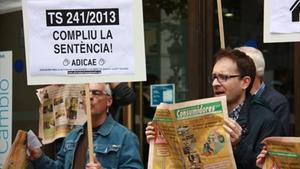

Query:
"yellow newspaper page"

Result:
[[148, 96, 236, 169], [168, 96, 236, 169], [148, 103, 185, 169], [36, 84, 86, 144], [262, 137, 300, 169]]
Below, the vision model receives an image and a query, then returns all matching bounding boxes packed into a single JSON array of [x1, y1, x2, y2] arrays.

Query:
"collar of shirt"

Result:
[[229, 102, 244, 121], [254, 81, 266, 97]]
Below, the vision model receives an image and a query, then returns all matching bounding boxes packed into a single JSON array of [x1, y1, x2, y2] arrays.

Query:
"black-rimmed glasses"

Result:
[[209, 74, 241, 84]]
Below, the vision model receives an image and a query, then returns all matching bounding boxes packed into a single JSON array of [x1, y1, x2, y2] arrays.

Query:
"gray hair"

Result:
[[235, 46, 265, 77], [104, 83, 112, 96]]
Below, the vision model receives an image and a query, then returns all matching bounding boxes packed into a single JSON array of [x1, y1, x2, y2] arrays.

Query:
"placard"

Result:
[[22, 0, 146, 84], [264, 0, 300, 43]]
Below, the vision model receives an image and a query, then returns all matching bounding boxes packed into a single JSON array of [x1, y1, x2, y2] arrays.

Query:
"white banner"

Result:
[[22, 0, 146, 85], [0, 51, 12, 168], [270, 0, 300, 33], [264, 0, 300, 42]]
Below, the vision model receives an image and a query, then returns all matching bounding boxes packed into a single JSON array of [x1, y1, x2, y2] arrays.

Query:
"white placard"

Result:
[[0, 51, 12, 168], [22, 0, 146, 85], [264, 0, 300, 42], [270, 0, 300, 33]]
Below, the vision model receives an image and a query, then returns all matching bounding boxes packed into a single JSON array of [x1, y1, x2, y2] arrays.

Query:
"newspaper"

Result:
[[36, 84, 87, 144], [148, 96, 236, 169], [262, 137, 300, 169]]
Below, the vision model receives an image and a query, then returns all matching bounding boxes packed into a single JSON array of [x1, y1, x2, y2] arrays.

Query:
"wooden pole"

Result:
[[127, 82, 133, 129], [217, 0, 225, 49], [138, 82, 144, 160], [84, 84, 94, 163]]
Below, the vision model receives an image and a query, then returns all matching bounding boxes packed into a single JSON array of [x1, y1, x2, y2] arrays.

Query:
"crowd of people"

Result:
[[27, 47, 290, 169]]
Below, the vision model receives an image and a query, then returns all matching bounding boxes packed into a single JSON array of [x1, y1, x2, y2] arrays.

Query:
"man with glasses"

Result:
[[29, 83, 143, 169], [146, 49, 285, 169], [210, 49, 284, 168]]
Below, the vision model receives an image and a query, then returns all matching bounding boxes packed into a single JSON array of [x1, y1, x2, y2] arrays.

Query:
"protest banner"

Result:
[[22, 0, 146, 162], [264, 0, 300, 42], [22, 0, 146, 85]]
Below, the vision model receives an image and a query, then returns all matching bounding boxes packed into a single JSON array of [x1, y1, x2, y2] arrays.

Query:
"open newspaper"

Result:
[[262, 137, 300, 169], [36, 84, 87, 144], [148, 96, 236, 169]]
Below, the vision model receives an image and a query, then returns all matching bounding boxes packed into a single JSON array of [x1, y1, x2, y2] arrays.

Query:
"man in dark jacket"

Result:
[[211, 49, 285, 168], [236, 46, 290, 134], [146, 49, 285, 169]]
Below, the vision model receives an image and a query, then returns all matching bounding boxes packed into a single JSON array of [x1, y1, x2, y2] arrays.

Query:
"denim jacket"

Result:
[[32, 114, 143, 169]]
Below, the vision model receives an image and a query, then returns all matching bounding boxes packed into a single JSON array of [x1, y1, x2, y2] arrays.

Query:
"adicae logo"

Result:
[[98, 58, 105, 66], [63, 59, 70, 66]]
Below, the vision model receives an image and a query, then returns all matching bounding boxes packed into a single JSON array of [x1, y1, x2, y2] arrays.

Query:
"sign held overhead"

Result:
[[22, 0, 146, 85]]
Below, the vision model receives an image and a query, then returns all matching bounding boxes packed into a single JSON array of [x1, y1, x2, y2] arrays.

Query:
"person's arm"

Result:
[[110, 83, 135, 106], [29, 141, 67, 169], [29, 149, 63, 169], [28, 106, 65, 169]]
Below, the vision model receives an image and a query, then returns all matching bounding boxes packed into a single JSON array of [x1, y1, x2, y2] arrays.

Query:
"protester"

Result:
[[29, 83, 143, 169], [145, 49, 285, 169], [236, 46, 290, 134], [53, 82, 135, 153]]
